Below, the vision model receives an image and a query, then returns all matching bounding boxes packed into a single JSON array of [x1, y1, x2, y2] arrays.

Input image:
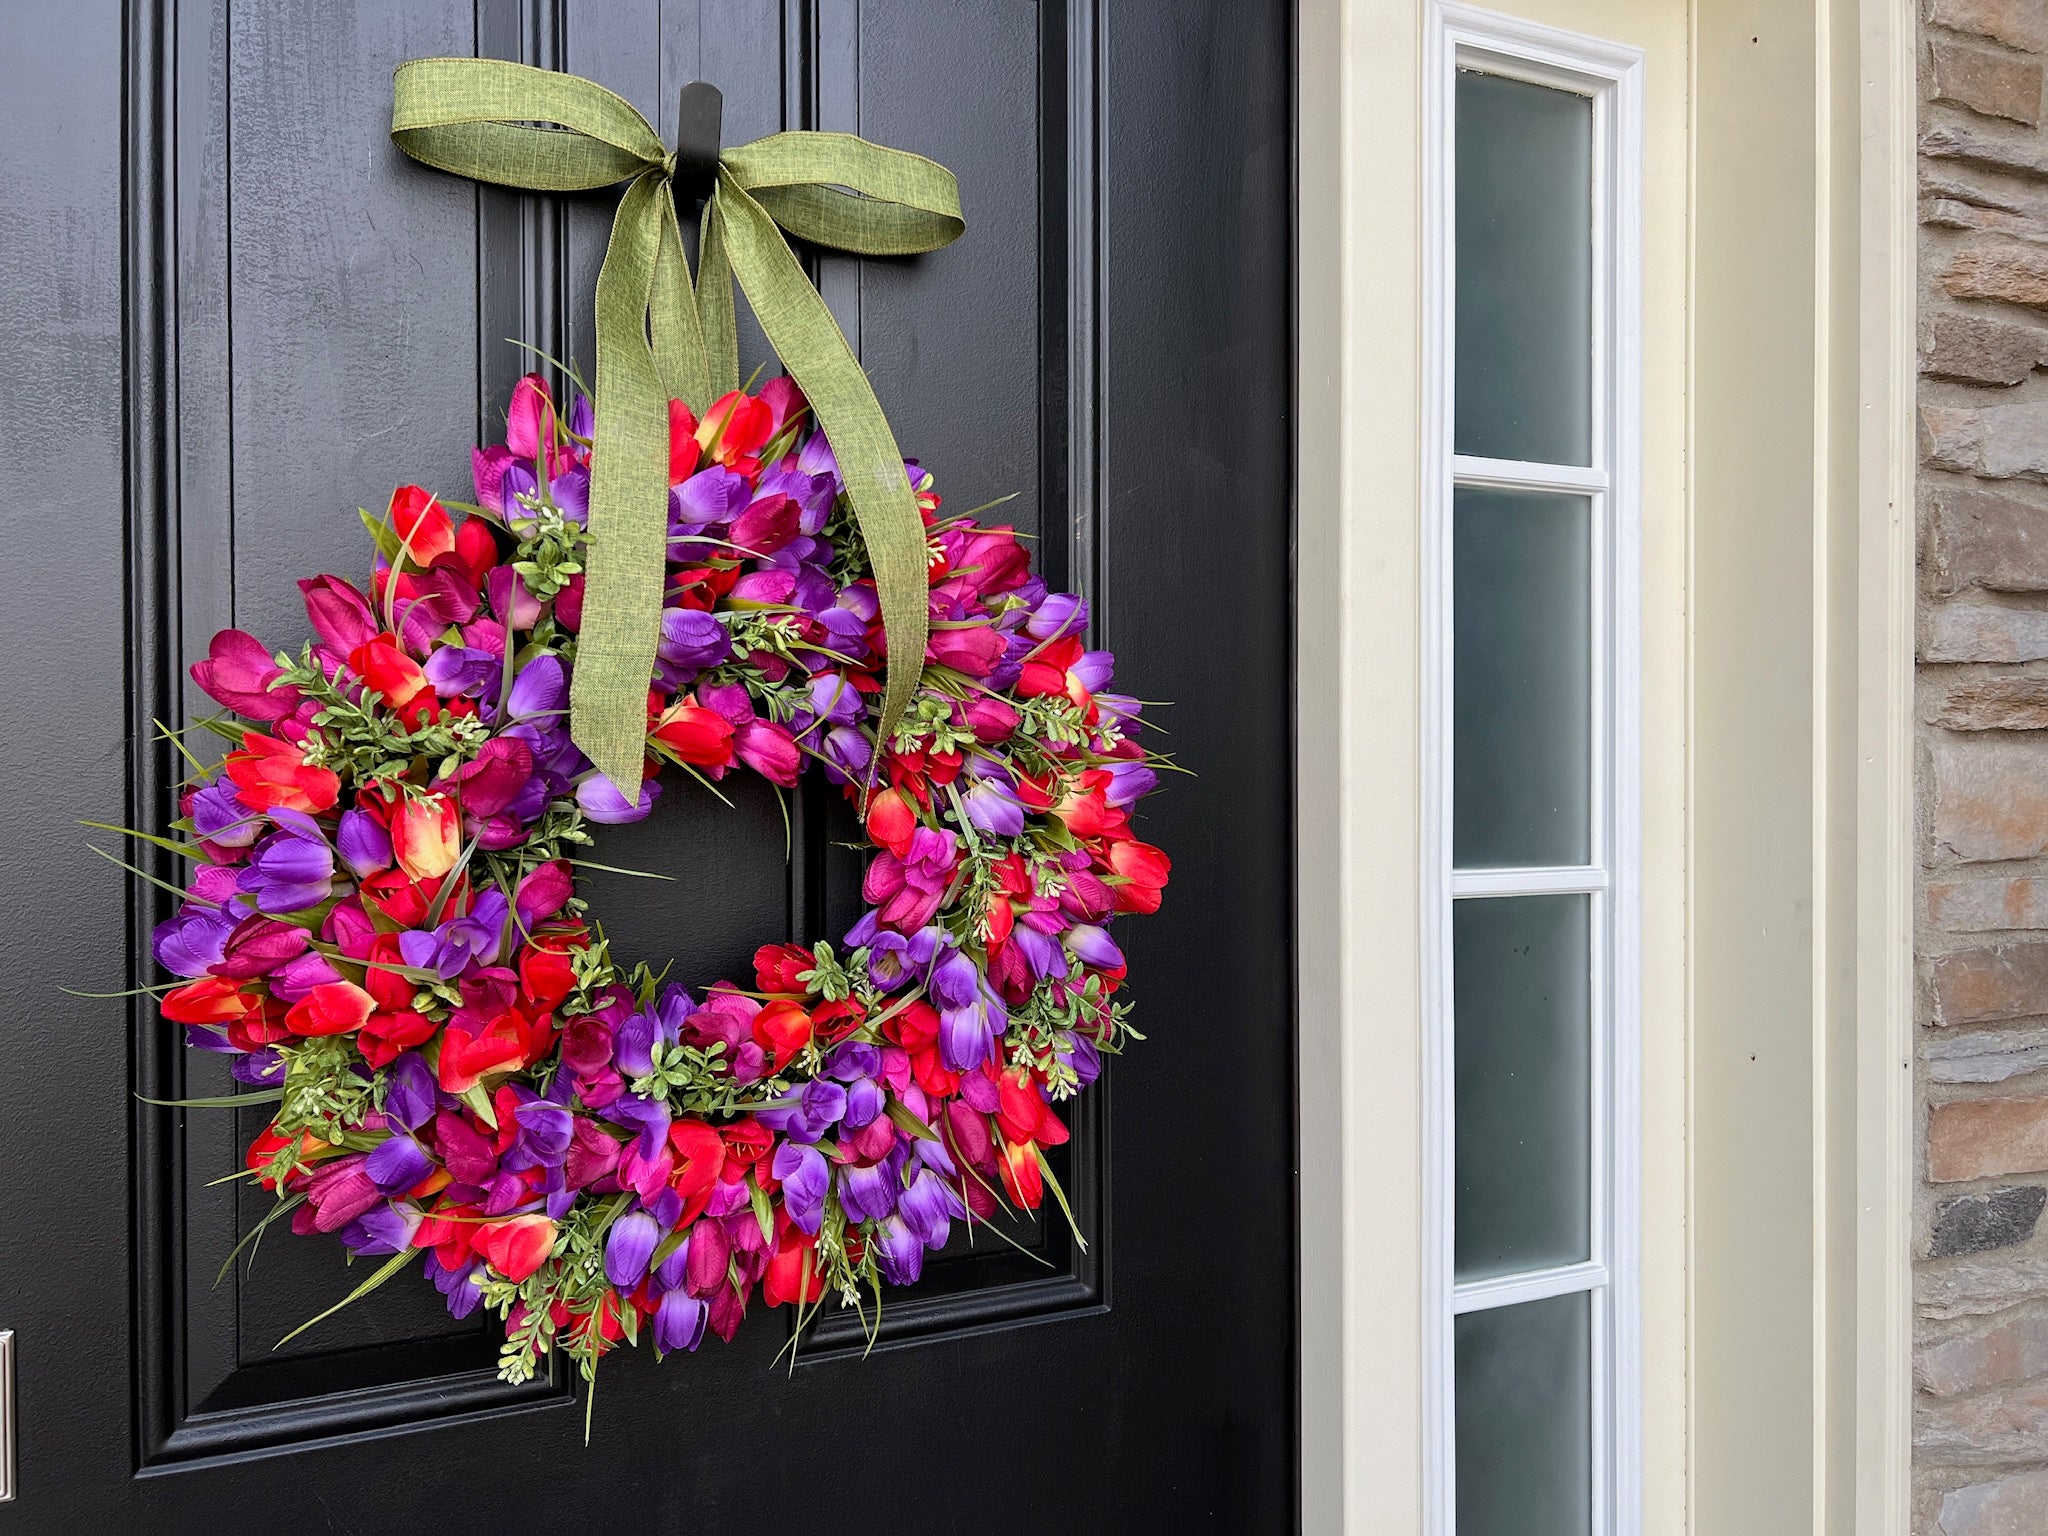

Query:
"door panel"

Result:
[[0, 1, 1293, 1528]]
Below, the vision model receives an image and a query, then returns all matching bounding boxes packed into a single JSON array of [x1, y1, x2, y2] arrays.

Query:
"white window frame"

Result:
[[1420, 6, 1644, 1535]]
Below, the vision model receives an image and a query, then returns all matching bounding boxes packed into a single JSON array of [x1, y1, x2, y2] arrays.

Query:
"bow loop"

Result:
[[391, 57, 962, 796]]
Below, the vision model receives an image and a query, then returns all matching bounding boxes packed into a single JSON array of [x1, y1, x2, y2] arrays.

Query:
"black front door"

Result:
[[0, 3, 1295, 1530]]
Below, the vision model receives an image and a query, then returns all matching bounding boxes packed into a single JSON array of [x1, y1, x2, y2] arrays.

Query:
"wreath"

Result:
[[111, 56, 1171, 1418], [145, 366, 1170, 1402]]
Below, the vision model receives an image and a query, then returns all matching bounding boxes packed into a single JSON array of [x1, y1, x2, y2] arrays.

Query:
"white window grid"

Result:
[[1421, 6, 1645, 1536]]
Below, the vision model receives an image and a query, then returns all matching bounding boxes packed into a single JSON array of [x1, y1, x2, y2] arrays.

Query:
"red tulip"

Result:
[[449, 516, 500, 588], [751, 1000, 813, 1073], [225, 733, 340, 814], [388, 484, 455, 565], [669, 399, 702, 483], [284, 980, 376, 1037], [357, 1008, 435, 1068], [668, 1118, 726, 1227], [1105, 838, 1171, 914], [654, 698, 736, 768], [997, 1137, 1044, 1209], [519, 940, 577, 1009], [349, 632, 431, 712], [762, 1224, 825, 1307], [753, 943, 814, 995], [698, 390, 773, 469], [475, 1214, 556, 1283], [865, 786, 918, 859], [161, 975, 253, 1025], [392, 794, 461, 880]]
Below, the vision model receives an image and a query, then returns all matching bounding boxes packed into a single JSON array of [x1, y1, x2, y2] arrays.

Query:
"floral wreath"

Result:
[[141, 369, 1170, 1408]]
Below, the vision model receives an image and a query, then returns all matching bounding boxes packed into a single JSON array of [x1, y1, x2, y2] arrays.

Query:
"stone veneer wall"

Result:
[[1916, 2, 2048, 1531]]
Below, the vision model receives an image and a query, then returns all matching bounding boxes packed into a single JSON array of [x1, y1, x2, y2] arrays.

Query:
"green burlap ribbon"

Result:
[[390, 57, 964, 796]]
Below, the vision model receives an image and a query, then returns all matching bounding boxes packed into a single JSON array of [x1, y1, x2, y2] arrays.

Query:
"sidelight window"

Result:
[[1423, 7, 1644, 1535]]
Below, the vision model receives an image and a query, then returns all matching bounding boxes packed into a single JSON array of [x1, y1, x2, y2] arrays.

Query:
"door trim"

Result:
[[1296, 0, 1919, 1529]]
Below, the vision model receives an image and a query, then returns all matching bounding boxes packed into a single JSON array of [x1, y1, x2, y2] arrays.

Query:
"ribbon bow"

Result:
[[390, 57, 964, 795]]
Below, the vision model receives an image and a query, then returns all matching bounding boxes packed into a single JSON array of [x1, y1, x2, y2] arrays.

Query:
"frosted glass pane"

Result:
[[1454, 894, 1591, 1280], [1455, 70, 1593, 466], [1456, 1293, 1592, 1536], [1453, 487, 1591, 869]]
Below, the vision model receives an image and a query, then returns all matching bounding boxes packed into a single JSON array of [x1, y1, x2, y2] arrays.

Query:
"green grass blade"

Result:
[[275, 1248, 416, 1349]]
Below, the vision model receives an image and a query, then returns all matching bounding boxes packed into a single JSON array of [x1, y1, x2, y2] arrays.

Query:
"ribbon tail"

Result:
[[571, 171, 674, 798], [650, 187, 712, 415], [711, 170, 930, 752], [697, 195, 740, 399]]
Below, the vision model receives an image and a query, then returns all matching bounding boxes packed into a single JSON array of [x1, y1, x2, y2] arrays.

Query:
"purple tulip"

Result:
[[927, 945, 980, 1011], [1026, 592, 1088, 641], [336, 808, 393, 877], [842, 1077, 886, 1131], [190, 780, 261, 848], [657, 606, 732, 671], [604, 1210, 661, 1289], [427, 1253, 486, 1318], [385, 1053, 438, 1131], [821, 725, 873, 783], [1009, 923, 1068, 982], [577, 772, 659, 823], [507, 653, 567, 720], [424, 643, 499, 699], [1065, 924, 1125, 970], [365, 1135, 434, 1195], [654, 1288, 708, 1354], [772, 1143, 829, 1235], [153, 909, 236, 977], [898, 1171, 962, 1252], [235, 809, 335, 913], [873, 1215, 926, 1286], [840, 1160, 899, 1225], [605, 1093, 673, 1161], [514, 1092, 575, 1166], [1102, 761, 1159, 807], [960, 778, 1027, 837], [345, 1202, 424, 1256], [231, 1048, 286, 1087], [268, 948, 345, 1002], [808, 671, 863, 726]]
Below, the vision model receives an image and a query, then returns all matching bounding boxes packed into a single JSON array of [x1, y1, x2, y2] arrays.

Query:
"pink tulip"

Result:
[[191, 629, 301, 720]]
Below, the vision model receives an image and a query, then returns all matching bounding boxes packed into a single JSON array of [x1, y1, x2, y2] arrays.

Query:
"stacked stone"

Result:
[[1916, 3, 2048, 1531]]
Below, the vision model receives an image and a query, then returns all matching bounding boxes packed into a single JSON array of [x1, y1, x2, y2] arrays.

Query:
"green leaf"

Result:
[[274, 1247, 416, 1349], [461, 1083, 499, 1129], [882, 1095, 940, 1143], [216, 1192, 306, 1285], [1032, 1145, 1086, 1254], [566, 857, 675, 882], [85, 844, 196, 903], [136, 1089, 285, 1110], [358, 506, 404, 563], [748, 1172, 775, 1247], [79, 820, 208, 860]]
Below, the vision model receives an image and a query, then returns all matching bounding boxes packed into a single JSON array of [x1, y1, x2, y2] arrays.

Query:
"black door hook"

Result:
[[673, 81, 723, 200]]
